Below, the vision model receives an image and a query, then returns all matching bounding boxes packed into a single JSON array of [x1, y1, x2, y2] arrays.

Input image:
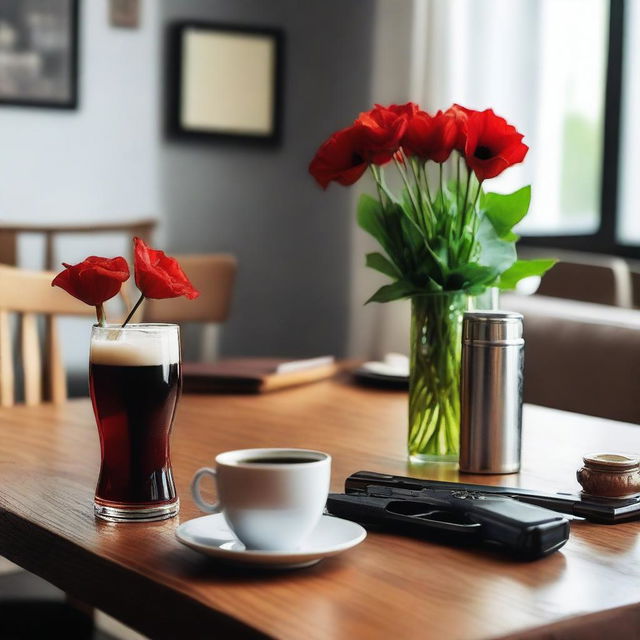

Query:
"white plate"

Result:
[[175, 513, 367, 569], [361, 360, 409, 378]]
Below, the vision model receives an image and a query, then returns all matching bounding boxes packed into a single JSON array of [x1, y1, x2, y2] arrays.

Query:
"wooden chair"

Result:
[[0, 217, 157, 346], [0, 265, 94, 407], [536, 259, 633, 308], [0, 265, 98, 635], [518, 248, 633, 308], [0, 218, 156, 269], [142, 254, 237, 361]]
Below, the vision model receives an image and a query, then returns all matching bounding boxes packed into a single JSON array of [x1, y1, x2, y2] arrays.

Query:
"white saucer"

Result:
[[361, 361, 409, 378], [175, 513, 366, 569]]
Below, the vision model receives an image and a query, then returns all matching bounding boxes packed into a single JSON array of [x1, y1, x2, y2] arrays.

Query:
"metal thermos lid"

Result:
[[463, 311, 524, 344]]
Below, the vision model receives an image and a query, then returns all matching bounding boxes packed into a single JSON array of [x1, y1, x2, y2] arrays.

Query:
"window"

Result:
[[521, 0, 608, 235], [616, 0, 640, 244], [423, 0, 634, 254]]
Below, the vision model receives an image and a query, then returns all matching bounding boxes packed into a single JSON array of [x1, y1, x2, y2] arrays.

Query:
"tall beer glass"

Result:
[[90, 324, 181, 522]]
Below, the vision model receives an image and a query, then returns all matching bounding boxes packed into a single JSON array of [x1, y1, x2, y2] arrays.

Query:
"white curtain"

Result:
[[348, 0, 608, 358]]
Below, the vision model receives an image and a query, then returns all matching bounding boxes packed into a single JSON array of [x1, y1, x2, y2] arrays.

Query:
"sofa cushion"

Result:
[[501, 294, 640, 424]]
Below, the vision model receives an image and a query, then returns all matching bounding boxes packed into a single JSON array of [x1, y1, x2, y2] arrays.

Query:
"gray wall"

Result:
[[160, 1, 375, 358]]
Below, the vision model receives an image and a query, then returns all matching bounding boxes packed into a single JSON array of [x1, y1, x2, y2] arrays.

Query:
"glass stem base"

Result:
[[94, 498, 179, 523]]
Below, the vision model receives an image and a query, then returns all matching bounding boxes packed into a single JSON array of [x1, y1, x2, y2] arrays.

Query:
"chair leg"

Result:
[[200, 323, 219, 363]]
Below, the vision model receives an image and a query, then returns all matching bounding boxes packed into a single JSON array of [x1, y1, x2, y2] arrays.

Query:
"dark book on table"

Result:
[[182, 356, 339, 393]]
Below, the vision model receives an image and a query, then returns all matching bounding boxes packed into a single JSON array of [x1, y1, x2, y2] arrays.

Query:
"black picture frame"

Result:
[[167, 21, 284, 145], [0, 0, 80, 110]]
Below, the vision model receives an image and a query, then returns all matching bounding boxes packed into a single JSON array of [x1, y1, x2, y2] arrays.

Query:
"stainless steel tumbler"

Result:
[[459, 311, 524, 474]]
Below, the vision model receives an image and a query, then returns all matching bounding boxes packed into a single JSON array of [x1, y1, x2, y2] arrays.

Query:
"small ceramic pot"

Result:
[[577, 453, 640, 499]]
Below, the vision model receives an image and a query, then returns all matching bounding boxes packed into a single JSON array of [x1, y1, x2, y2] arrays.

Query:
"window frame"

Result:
[[519, 0, 635, 257]]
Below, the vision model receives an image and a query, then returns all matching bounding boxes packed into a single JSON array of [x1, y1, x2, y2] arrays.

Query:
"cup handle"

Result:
[[191, 467, 221, 514]]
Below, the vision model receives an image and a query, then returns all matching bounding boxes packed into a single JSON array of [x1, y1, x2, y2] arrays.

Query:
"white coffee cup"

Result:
[[191, 448, 331, 551]]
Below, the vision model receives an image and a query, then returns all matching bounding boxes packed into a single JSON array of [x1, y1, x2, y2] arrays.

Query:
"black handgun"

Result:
[[326, 485, 570, 560], [345, 470, 640, 524]]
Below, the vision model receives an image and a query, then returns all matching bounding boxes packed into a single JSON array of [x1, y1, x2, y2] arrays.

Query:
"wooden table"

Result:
[[0, 380, 638, 639]]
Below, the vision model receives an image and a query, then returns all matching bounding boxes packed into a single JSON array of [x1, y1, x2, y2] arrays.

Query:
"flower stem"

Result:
[[409, 293, 466, 459], [457, 170, 473, 259], [393, 156, 421, 218], [439, 163, 445, 215], [122, 294, 145, 328], [408, 156, 428, 226], [456, 153, 461, 211], [95, 304, 106, 328], [465, 181, 484, 261], [370, 165, 395, 206]]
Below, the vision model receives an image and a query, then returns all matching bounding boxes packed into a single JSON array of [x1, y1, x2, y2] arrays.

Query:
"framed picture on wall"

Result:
[[168, 22, 284, 144], [0, 0, 79, 109]]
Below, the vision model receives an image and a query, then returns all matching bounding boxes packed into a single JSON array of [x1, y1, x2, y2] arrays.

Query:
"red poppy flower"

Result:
[[133, 238, 199, 300], [463, 109, 528, 181], [355, 103, 412, 164], [445, 104, 476, 152], [52, 256, 130, 306], [384, 102, 420, 120], [309, 125, 369, 189], [402, 109, 457, 162]]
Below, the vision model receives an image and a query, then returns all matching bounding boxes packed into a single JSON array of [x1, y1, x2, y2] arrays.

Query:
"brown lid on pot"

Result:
[[582, 452, 639, 472]]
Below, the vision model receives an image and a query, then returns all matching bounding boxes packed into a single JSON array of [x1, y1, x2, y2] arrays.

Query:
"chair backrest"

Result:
[[629, 269, 640, 309], [535, 258, 633, 307], [142, 254, 237, 324], [503, 292, 640, 423], [517, 248, 633, 308], [0, 217, 157, 324], [0, 218, 157, 269], [0, 265, 94, 407], [142, 254, 237, 362]]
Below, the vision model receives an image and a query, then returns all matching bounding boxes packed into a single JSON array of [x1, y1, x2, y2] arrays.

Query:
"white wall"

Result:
[[0, 0, 160, 241], [0, 0, 160, 380]]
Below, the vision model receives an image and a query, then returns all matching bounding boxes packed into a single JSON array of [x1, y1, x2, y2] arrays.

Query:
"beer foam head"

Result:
[[91, 327, 180, 366]]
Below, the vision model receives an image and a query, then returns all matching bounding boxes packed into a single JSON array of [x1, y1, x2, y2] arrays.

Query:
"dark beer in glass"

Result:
[[90, 324, 181, 522]]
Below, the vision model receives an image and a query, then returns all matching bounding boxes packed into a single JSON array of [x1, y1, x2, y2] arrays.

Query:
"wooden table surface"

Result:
[[0, 379, 638, 639]]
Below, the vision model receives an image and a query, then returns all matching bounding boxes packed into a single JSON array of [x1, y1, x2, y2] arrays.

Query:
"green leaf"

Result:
[[357, 194, 386, 246], [398, 210, 424, 253], [365, 252, 400, 278], [395, 193, 448, 286], [497, 259, 557, 290], [365, 280, 415, 304], [445, 263, 498, 290], [481, 186, 531, 238], [398, 188, 426, 239], [476, 215, 517, 275]]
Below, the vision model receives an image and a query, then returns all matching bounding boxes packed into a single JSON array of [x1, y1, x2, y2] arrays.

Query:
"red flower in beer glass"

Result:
[[52, 256, 130, 306], [309, 125, 369, 189], [133, 237, 199, 300], [463, 109, 528, 181]]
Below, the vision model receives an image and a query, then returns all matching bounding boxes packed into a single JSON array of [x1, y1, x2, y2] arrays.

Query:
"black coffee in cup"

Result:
[[241, 456, 317, 464]]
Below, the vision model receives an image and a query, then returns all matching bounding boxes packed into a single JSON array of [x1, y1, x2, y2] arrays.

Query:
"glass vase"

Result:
[[408, 293, 469, 462]]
